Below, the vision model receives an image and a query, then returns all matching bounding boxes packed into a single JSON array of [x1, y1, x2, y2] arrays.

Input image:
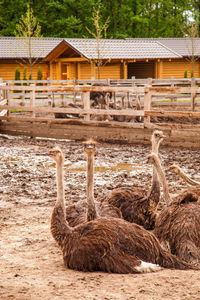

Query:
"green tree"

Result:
[[14, 67, 21, 92], [0, 0, 198, 39], [14, 4, 42, 78], [86, 5, 110, 79], [37, 68, 43, 86], [15, 67, 21, 82], [182, 18, 199, 78]]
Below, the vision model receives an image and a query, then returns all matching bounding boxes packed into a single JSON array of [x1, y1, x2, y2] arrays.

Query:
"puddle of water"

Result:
[[64, 163, 147, 173]]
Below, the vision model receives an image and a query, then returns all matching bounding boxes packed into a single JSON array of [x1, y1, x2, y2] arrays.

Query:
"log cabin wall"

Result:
[[49, 62, 57, 80], [71, 63, 77, 80], [69, 61, 122, 80], [2, 58, 200, 81], [79, 62, 92, 79], [0, 61, 48, 80], [161, 59, 200, 78], [95, 63, 121, 79]]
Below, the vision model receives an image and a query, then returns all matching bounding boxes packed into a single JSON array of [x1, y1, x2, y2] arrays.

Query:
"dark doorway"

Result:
[[128, 61, 155, 78]]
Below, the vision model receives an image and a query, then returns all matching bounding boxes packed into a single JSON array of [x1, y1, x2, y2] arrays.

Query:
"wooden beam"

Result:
[[0, 105, 144, 117], [56, 58, 87, 62], [123, 61, 128, 79], [145, 110, 200, 118], [57, 61, 61, 80], [77, 63, 81, 80]]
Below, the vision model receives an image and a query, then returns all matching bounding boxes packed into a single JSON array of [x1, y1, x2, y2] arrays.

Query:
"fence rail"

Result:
[[0, 78, 200, 147]]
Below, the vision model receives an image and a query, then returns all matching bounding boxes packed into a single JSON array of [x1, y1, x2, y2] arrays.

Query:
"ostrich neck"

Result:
[[152, 140, 160, 181], [177, 167, 200, 186], [153, 157, 171, 205], [147, 140, 160, 204], [86, 152, 97, 221], [51, 157, 71, 247], [56, 160, 66, 218]]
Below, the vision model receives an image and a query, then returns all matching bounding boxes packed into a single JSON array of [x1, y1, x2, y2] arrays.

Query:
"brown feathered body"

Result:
[[105, 183, 159, 230], [154, 200, 200, 266], [148, 152, 200, 266], [65, 200, 121, 227], [49, 146, 197, 274], [101, 131, 165, 230], [51, 205, 195, 273]]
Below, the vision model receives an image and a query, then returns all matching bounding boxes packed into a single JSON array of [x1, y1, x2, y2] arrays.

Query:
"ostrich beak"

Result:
[[39, 153, 50, 156]]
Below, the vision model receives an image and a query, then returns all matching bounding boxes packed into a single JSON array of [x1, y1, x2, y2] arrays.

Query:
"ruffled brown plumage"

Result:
[[49, 146, 198, 273], [154, 201, 200, 266], [101, 130, 166, 230], [148, 152, 200, 267]]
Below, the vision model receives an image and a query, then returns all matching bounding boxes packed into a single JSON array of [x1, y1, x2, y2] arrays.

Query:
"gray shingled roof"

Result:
[[0, 37, 62, 59], [0, 36, 195, 60], [64, 38, 181, 59], [126, 38, 200, 56]]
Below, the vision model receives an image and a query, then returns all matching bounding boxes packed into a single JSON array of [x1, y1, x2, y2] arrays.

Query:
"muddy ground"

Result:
[[0, 134, 199, 300]]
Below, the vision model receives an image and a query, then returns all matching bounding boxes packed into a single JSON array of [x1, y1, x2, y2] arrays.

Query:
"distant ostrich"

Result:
[[168, 164, 200, 186], [90, 82, 112, 109], [102, 130, 165, 230], [65, 138, 121, 227], [148, 152, 200, 266], [49, 146, 197, 273], [54, 102, 82, 119]]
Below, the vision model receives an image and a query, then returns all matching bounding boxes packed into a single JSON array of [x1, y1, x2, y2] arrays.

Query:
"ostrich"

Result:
[[147, 152, 200, 266], [65, 138, 121, 227], [48, 146, 197, 273], [90, 82, 112, 109], [102, 130, 165, 230], [54, 103, 82, 119], [168, 164, 200, 186]]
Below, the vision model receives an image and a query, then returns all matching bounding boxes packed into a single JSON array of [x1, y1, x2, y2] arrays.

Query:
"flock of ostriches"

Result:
[[48, 130, 200, 274]]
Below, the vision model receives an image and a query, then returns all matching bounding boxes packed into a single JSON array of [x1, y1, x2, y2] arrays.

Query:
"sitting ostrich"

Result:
[[90, 82, 112, 109], [54, 102, 82, 119], [148, 152, 200, 266], [65, 138, 121, 227], [168, 164, 200, 187], [49, 146, 197, 273], [102, 130, 165, 230]]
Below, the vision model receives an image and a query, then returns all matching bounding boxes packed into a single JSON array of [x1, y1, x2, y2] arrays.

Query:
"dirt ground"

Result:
[[0, 134, 200, 300]]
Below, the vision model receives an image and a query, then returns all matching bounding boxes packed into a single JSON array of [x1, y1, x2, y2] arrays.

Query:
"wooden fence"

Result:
[[0, 78, 200, 148]]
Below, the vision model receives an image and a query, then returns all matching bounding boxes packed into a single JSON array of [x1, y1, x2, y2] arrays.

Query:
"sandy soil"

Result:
[[0, 134, 200, 300]]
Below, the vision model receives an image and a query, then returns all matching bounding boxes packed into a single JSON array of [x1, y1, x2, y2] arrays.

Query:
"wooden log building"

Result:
[[0, 37, 200, 81]]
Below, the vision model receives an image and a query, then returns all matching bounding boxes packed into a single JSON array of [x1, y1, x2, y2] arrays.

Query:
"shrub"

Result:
[[37, 68, 43, 86], [184, 70, 188, 78], [15, 67, 21, 82], [14, 67, 21, 92], [23, 68, 27, 84]]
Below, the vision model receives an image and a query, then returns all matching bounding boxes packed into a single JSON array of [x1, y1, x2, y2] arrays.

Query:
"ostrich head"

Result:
[[48, 146, 64, 164], [167, 164, 181, 175], [147, 152, 158, 165], [151, 130, 166, 150], [83, 138, 97, 156]]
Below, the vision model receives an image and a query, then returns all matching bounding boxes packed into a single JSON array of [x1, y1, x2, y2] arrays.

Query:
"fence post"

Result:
[[191, 77, 196, 111], [6, 85, 10, 118], [131, 76, 135, 87], [83, 91, 90, 121], [170, 76, 176, 102], [47, 77, 51, 104], [73, 78, 77, 104], [30, 84, 36, 118], [144, 77, 152, 126]]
